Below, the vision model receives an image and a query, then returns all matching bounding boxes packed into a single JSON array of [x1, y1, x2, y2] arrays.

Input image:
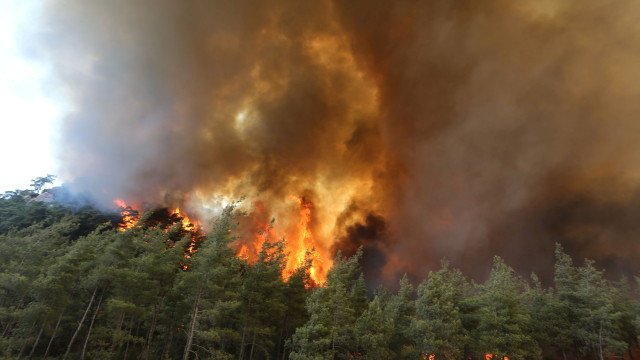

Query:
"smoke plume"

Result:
[[40, 0, 640, 282]]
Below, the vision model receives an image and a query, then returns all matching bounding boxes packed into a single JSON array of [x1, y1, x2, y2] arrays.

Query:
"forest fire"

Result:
[[283, 197, 326, 283], [114, 196, 329, 283], [173, 207, 199, 232], [10, 1, 640, 358], [114, 200, 203, 270], [114, 199, 140, 231], [234, 196, 330, 284], [173, 208, 201, 261], [484, 354, 508, 360]]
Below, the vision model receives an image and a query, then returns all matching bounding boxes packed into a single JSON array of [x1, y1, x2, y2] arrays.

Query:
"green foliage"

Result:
[[470, 257, 540, 359], [0, 185, 639, 359], [0, 189, 65, 235], [387, 274, 416, 358], [289, 251, 366, 359], [411, 260, 468, 359], [552, 244, 630, 359], [354, 294, 393, 358]]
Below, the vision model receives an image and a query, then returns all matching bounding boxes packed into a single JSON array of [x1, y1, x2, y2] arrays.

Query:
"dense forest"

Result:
[[0, 182, 638, 360]]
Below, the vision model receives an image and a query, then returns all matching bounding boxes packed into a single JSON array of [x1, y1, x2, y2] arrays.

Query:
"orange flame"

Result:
[[172, 207, 201, 259], [237, 196, 328, 284], [237, 244, 250, 261], [173, 207, 200, 231], [114, 200, 203, 270], [114, 196, 329, 283], [484, 354, 508, 360], [114, 198, 140, 231], [284, 196, 316, 280]]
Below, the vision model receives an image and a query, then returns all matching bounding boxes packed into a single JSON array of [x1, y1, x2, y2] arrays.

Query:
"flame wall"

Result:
[[41, 0, 640, 282]]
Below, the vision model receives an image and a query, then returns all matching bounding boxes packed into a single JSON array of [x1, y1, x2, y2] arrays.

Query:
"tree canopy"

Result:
[[0, 183, 638, 359]]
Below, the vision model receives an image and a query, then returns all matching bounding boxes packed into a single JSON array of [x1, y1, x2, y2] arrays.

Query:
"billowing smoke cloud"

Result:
[[40, 0, 640, 282], [333, 212, 388, 288], [332, 0, 640, 281]]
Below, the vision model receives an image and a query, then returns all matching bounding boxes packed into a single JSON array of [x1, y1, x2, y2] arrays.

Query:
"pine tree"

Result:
[[610, 277, 639, 359], [387, 274, 416, 358], [179, 204, 242, 360], [289, 251, 365, 359], [472, 256, 540, 359], [553, 244, 627, 359], [551, 243, 580, 359], [277, 253, 311, 360], [411, 260, 468, 359], [575, 260, 626, 359], [522, 273, 555, 354], [2, 183, 640, 359], [238, 238, 287, 359], [354, 294, 393, 358]]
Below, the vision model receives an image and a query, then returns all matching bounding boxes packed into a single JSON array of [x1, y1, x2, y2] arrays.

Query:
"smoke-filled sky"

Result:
[[34, 0, 640, 283]]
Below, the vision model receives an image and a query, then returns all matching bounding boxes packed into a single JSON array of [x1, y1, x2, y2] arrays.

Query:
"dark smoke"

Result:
[[38, 0, 640, 282], [332, 213, 388, 288], [333, 0, 640, 281]]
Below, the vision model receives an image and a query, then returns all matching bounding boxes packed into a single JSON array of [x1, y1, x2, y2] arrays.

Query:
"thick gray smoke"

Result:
[[40, 0, 640, 282]]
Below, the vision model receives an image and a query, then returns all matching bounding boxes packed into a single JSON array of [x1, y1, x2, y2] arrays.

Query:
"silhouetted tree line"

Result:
[[0, 182, 638, 359]]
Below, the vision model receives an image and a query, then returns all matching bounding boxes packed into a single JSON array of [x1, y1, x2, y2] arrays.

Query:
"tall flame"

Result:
[[284, 196, 321, 281], [113, 197, 329, 283], [172, 207, 201, 260], [236, 196, 329, 284]]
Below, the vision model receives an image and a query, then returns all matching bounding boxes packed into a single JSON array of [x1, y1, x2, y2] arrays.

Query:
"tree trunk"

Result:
[[2, 320, 13, 337], [17, 325, 33, 360], [63, 286, 98, 360], [249, 331, 257, 360], [239, 296, 253, 360], [81, 290, 104, 359], [183, 289, 201, 360], [110, 312, 125, 352], [162, 321, 175, 360], [28, 321, 45, 359], [598, 321, 604, 360], [239, 322, 248, 360], [132, 320, 142, 352], [276, 313, 287, 360], [123, 319, 134, 360], [44, 310, 64, 359], [331, 303, 338, 356], [144, 296, 163, 359], [4, 297, 28, 338], [17, 338, 29, 359]]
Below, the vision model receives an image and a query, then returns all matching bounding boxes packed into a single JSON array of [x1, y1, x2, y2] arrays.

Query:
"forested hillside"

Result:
[[0, 185, 638, 360]]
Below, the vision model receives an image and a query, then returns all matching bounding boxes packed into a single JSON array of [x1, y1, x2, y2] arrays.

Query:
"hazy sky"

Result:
[[0, 0, 63, 192]]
